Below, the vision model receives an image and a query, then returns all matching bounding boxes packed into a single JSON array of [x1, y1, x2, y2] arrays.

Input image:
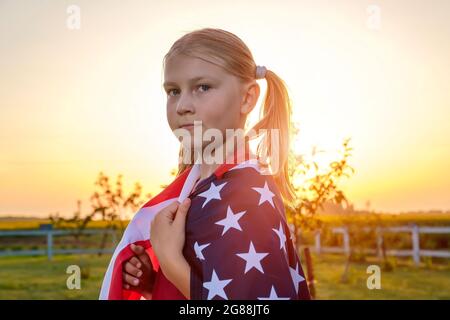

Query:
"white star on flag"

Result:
[[215, 206, 246, 236], [203, 269, 233, 300], [289, 263, 305, 294], [236, 241, 269, 274], [257, 285, 291, 300], [272, 222, 287, 253], [252, 181, 275, 208], [198, 181, 227, 208], [194, 241, 210, 260]]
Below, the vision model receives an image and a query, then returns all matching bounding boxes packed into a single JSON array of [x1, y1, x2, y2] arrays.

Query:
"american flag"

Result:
[[186, 160, 310, 300], [100, 156, 310, 300]]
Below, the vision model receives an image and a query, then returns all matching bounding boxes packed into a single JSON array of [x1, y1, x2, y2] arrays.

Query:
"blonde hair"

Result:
[[163, 28, 296, 208]]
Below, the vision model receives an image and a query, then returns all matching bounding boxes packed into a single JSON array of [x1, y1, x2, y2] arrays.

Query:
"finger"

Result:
[[129, 256, 142, 269], [125, 261, 143, 277], [130, 244, 151, 266], [123, 272, 140, 286], [174, 197, 191, 228], [161, 201, 180, 220]]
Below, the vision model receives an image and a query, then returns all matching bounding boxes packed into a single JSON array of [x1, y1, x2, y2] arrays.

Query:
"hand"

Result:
[[150, 198, 191, 278], [122, 243, 155, 299]]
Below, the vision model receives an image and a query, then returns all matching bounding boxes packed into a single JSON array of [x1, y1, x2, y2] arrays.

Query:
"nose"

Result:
[[176, 92, 195, 115]]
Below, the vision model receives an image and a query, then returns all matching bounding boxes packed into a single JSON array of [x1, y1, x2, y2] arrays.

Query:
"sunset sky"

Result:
[[1, 0, 449, 218]]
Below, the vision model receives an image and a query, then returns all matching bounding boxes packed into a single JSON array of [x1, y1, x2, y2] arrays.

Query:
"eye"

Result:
[[166, 85, 210, 97], [197, 84, 211, 93], [167, 88, 180, 97]]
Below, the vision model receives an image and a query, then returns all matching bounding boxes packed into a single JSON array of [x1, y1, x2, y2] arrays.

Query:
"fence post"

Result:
[[303, 247, 316, 300], [315, 230, 321, 255], [343, 227, 350, 257], [40, 224, 54, 261], [412, 224, 420, 266], [47, 230, 53, 261], [111, 230, 118, 246]]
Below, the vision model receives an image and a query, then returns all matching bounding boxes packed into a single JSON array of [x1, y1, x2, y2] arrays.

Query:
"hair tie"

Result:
[[255, 65, 267, 79]]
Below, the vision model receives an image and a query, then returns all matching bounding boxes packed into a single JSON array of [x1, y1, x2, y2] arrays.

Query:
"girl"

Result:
[[100, 28, 310, 300]]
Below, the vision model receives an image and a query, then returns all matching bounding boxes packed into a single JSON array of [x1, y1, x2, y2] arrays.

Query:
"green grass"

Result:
[[311, 254, 450, 299], [0, 254, 110, 299], [0, 253, 449, 299]]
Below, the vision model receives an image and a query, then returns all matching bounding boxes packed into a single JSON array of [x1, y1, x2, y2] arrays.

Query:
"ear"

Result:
[[240, 81, 260, 116]]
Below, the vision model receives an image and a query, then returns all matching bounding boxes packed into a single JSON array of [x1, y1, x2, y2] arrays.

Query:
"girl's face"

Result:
[[163, 54, 259, 149]]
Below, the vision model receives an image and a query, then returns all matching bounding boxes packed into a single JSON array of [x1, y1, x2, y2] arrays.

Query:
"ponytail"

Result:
[[249, 70, 296, 209]]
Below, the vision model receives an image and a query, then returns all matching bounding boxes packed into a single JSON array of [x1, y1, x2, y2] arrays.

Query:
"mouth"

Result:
[[179, 124, 194, 130]]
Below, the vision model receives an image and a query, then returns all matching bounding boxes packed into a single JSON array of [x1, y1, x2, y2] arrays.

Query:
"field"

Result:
[[2, 212, 450, 230], [1, 213, 449, 299], [0, 218, 124, 230], [0, 253, 449, 300]]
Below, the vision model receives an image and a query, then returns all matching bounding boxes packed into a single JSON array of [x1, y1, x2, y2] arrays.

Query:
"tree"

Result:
[[50, 172, 152, 255], [286, 123, 355, 298]]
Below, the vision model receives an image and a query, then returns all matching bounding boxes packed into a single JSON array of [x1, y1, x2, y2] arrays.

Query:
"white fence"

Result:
[[310, 225, 450, 265], [2, 225, 450, 265], [0, 229, 118, 261]]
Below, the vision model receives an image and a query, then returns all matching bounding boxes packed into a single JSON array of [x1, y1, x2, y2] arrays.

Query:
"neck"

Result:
[[200, 139, 239, 180], [194, 145, 226, 180], [193, 137, 250, 180], [199, 162, 221, 181]]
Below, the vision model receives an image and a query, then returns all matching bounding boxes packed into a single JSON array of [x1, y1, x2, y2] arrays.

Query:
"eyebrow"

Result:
[[163, 76, 216, 88]]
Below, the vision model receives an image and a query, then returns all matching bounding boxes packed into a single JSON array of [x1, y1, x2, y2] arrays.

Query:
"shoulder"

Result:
[[188, 159, 287, 226], [218, 160, 286, 222]]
